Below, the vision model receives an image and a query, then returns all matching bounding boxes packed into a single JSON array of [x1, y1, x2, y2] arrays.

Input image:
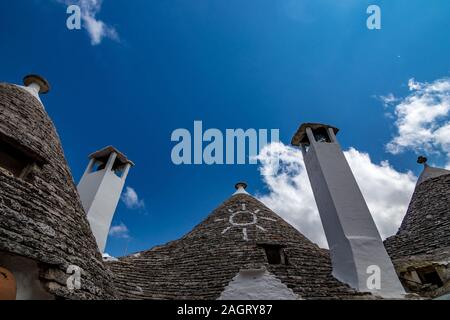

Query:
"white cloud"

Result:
[[407, 78, 422, 91], [256, 142, 416, 248], [384, 77, 450, 165], [62, 0, 119, 45], [121, 186, 146, 210], [378, 93, 399, 108], [344, 148, 416, 238], [108, 222, 129, 239]]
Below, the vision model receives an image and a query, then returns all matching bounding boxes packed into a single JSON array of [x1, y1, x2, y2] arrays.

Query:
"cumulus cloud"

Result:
[[378, 93, 399, 108], [121, 186, 146, 210], [384, 77, 450, 165], [62, 0, 119, 45], [344, 148, 416, 237], [108, 222, 130, 239], [256, 142, 416, 248]]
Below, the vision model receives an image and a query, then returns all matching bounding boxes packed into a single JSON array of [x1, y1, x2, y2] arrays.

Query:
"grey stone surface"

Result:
[[384, 172, 450, 297], [108, 193, 372, 300], [0, 83, 117, 299], [384, 173, 450, 260]]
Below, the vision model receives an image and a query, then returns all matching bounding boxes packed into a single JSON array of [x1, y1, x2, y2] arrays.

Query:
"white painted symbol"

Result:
[[256, 225, 266, 232], [229, 209, 257, 226], [242, 228, 248, 241], [222, 226, 231, 234], [219, 203, 276, 241], [260, 217, 276, 222]]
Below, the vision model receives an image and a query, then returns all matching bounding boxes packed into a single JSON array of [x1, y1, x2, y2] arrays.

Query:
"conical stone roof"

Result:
[[385, 165, 450, 260], [0, 82, 117, 299], [108, 190, 370, 299]]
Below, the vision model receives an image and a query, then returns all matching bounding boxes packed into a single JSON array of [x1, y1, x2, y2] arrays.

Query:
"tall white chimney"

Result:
[[77, 146, 133, 253], [291, 123, 405, 298]]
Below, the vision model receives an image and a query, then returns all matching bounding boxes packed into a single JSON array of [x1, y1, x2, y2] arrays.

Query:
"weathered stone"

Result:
[[0, 83, 117, 299], [108, 193, 372, 300], [385, 173, 450, 260], [384, 172, 450, 297]]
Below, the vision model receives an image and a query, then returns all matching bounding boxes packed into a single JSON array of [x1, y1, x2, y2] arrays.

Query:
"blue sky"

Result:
[[1, 0, 450, 256]]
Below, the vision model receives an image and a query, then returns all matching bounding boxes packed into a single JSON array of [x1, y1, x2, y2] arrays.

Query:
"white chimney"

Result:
[[77, 146, 133, 253], [291, 123, 405, 298]]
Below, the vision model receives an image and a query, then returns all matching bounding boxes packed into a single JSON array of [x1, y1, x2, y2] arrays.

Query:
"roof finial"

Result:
[[417, 156, 428, 165], [235, 182, 248, 190], [23, 74, 50, 94], [234, 182, 249, 195]]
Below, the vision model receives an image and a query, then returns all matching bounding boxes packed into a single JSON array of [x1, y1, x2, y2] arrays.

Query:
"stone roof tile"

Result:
[[108, 192, 371, 299], [0, 83, 117, 299]]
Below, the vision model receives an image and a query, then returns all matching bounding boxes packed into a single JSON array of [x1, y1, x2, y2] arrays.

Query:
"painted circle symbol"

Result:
[[229, 211, 257, 226]]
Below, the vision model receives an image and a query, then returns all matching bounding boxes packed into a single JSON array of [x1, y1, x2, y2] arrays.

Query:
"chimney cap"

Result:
[[89, 145, 135, 166], [291, 123, 339, 146], [23, 74, 50, 94]]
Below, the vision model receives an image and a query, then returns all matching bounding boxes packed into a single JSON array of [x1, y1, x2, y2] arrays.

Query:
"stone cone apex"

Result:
[[416, 156, 450, 186], [107, 185, 369, 299], [233, 181, 249, 195], [385, 158, 450, 260]]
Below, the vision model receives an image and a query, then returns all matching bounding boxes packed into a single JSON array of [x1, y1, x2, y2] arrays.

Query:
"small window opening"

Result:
[[0, 138, 36, 179], [299, 127, 332, 147], [91, 160, 106, 172], [91, 154, 110, 173], [312, 127, 331, 143], [299, 135, 310, 147], [90, 156, 126, 177], [112, 158, 126, 178], [259, 244, 288, 265], [417, 267, 443, 287]]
